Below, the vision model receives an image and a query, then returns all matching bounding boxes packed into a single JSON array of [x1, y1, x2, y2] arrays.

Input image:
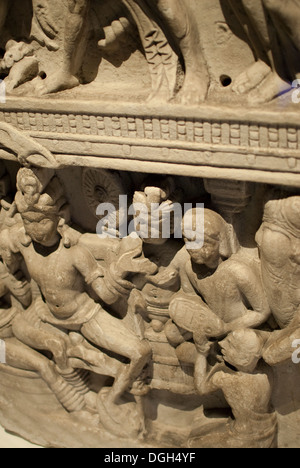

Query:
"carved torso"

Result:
[[258, 225, 300, 328]]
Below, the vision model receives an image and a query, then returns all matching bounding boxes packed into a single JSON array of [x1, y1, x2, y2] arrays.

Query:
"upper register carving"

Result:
[[0, 0, 299, 106], [0, 0, 299, 450]]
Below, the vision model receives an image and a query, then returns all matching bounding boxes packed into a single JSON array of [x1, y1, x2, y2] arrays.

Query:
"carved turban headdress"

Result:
[[15, 167, 70, 224]]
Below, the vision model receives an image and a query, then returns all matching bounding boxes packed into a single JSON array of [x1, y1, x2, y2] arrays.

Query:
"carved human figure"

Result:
[[154, 208, 270, 361], [36, 0, 209, 103], [0, 278, 95, 416], [142, 207, 270, 400], [131, 177, 183, 333], [0, 167, 157, 437], [35, 0, 89, 95], [255, 194, 300, 366], [188, 329, 278, 448], [125, 0, 209, 104], [0, 203, 98, 417], [181, 208, 270, 329], [228, 0, 300, 104]]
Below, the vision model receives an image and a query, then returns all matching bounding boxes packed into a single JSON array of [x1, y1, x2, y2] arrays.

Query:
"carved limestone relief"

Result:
[[0, 0, 299, 450]]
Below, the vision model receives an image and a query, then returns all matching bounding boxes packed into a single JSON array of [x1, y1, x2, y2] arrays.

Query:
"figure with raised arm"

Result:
[[188, 328, 278, 448]]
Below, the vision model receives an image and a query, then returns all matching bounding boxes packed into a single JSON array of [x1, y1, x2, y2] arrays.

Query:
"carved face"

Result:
[[219, 330, 261, 373], [22, 213, 60, 247], [185, 237, 220, 269]]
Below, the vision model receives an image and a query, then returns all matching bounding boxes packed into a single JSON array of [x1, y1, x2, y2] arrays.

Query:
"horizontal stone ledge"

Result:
[[1, 95, 300, 127], [28, 132, 300, 158], [1, 149, 299, 185], [50, 154, 300, 187]]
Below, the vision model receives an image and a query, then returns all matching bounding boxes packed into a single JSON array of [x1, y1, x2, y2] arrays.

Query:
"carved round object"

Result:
[[82, 168, 127, 228]]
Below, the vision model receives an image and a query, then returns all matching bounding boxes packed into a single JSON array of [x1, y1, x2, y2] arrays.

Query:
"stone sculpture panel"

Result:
[[0, 0, 299, 449]]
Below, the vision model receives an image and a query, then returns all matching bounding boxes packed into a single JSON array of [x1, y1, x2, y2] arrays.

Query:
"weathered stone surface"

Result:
[[0, 0, 299, 449]]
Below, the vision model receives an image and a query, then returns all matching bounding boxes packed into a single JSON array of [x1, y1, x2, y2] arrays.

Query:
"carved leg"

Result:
[[81, 308, 151, 436], [36, 0, 90, 95], [228, 0, 272, 95], [263, 324, 300, 366], [67, 331, 121, 377], [262, 0, 300, 49], [5, 339, 87, 413], [12, 313, 70, 371], [229, 0, 293, 103], [81, 309, 152, 404], [156, 0, 209, 104]]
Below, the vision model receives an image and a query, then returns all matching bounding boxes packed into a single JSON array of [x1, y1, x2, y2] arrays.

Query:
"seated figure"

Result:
[[0, 167, 157, 438], [148, 207, 271, 398], [188, 328, 278, 449]]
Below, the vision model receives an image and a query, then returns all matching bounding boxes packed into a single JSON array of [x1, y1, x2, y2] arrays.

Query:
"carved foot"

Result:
[[232, 60, 271, 95], [247, 72, 292, 105], [97, 388, 143, 439], [174, 79, 208, 106], [35, 71, 79, 96]]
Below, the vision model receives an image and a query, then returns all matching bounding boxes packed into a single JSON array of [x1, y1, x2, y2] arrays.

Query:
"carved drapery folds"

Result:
[[0, 0, 299, 450]]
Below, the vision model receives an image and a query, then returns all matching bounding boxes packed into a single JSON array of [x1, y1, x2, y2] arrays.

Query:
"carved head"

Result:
[[182, 208, 231, 269], [15, 168, 70, 247], [219, 329, 263, 373]]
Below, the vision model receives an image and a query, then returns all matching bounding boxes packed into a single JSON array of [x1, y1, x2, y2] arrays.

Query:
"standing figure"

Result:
[[228, 0, 300, 104], [255, 194, 300, 366], [37, 0, 209, 103], [132, 0, 209, 104]]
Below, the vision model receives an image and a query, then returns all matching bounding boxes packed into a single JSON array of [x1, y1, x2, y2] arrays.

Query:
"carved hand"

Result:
[[147, 267, 179, 287], [169, 294, 226, 338]]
